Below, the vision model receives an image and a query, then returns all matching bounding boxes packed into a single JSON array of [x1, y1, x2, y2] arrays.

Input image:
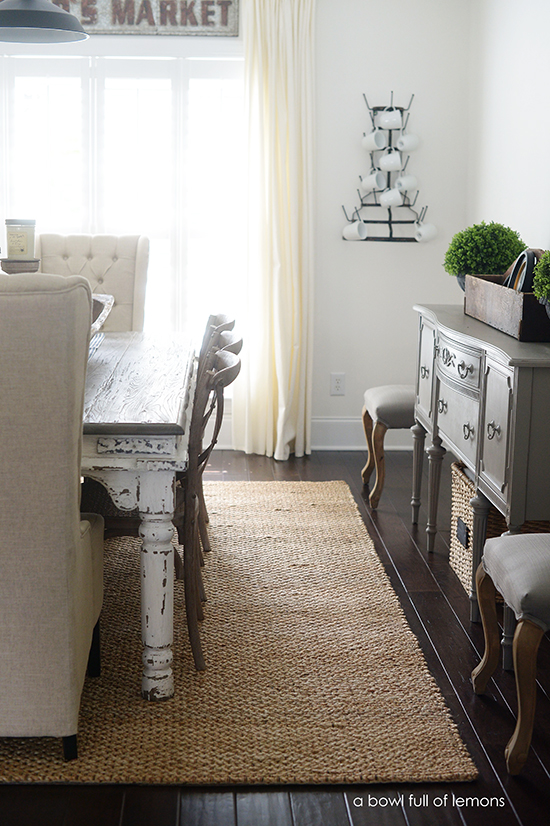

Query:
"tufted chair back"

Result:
[[36, 234, 149, 332]]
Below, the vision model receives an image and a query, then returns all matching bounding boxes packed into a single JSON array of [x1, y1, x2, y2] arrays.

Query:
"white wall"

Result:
[[312, 0, 473, 449], [469, 0, 550, 249]]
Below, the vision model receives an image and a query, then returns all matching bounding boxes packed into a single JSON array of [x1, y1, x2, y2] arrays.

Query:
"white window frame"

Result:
[[0, 35, 244, 333]]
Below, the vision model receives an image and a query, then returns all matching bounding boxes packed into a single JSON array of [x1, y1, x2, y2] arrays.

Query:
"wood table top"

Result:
[[83, 332, 194, 436]]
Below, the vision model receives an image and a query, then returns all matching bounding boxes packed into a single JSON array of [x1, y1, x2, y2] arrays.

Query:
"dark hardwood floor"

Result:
[[2, 450, 550, 825]]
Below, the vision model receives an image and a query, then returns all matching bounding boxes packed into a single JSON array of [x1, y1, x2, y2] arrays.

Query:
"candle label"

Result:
[[7, 231, 29, 257]]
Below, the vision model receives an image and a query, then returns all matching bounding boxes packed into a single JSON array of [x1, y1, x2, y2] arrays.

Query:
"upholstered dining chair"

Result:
[[0, 272, 104, 761], [472, 533, 550, 774], [36, 233, 149, 332], [174, 346, 242, 671], [361, 385, 416, 509]]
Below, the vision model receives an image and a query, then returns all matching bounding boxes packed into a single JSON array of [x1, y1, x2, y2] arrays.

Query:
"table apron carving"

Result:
[[97, 437, 176, 455]]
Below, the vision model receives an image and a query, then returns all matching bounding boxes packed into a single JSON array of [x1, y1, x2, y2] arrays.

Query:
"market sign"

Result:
[[53, 0, 238, 35]]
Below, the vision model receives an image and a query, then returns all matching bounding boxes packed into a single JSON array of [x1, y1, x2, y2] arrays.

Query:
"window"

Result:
[[0, 48, 245, 336]]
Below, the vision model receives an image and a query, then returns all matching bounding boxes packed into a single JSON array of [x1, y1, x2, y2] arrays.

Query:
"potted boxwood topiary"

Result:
[[533, 250, 550, 319], [443, 221, 527, 291]]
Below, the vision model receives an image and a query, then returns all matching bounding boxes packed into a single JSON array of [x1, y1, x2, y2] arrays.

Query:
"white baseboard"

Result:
[[212, 413, 413, 452], [311, 417, 413, 451]]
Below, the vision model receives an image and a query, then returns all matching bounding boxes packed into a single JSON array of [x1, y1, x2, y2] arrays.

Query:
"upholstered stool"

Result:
[[472, 533, 550, 774], [361, 385, 416, 509]]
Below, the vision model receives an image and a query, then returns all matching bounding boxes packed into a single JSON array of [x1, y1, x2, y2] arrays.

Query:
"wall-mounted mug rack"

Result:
[[342, 92, 436, 243]]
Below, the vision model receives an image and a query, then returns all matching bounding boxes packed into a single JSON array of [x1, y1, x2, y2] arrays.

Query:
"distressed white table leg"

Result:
[[138, 470, 176, 701]]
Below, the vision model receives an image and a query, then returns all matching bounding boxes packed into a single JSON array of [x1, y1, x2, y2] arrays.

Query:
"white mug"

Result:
[[376, 108, 402, 130], [395, 174, 418, 192], [396, 133, 419, 152], [359, 170, 386, 194], [343, 221, 367, 241], [361, 130, 387, 152], [414, 223, 437, 243], [379, 188, 403, 208], [378, 151, 402, 172]]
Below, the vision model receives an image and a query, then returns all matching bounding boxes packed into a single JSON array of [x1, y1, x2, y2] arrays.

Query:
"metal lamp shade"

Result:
[[0, 0, 88, 42]]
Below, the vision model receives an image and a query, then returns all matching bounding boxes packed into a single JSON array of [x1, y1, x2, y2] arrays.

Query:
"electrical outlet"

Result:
[[330, 372, 345, 396]]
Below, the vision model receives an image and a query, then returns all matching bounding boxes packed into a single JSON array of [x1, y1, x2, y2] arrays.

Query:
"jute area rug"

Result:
[[0, 480, 477, 784]]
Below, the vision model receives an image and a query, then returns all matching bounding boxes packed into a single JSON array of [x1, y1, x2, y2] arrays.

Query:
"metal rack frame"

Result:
[[342, 92, 430, 243]]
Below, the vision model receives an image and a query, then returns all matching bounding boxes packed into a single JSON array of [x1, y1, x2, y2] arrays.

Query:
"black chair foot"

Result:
[[87, 619, 101, 678], [63, 734, 78, 761]]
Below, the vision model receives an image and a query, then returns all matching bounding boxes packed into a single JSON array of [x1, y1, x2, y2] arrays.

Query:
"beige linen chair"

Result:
[[472, 533, 550, 774], [36, 233, 149, 331], [0, 272, 104, 761]]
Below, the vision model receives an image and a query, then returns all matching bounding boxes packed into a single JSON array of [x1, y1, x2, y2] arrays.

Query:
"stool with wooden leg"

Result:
[[472, 533, 550, 775], [361, 385, 416, 509]]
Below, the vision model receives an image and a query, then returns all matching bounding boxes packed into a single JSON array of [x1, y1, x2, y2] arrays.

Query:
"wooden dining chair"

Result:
[[194, 327, 243, 553], [174, 347, 242, 670]]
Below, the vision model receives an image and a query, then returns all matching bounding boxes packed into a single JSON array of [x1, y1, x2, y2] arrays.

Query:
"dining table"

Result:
[[82, 330, 196, 701]]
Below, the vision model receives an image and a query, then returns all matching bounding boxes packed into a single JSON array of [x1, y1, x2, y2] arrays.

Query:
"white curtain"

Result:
[[232, 0, 316, 461]]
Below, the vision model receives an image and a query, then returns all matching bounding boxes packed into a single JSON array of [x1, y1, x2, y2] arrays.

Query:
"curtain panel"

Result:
[[232, 0, 315, 461]]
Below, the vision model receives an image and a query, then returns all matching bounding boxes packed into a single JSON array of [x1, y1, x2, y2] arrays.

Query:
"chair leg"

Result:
[[63, 735, 78, 761], [183, 490, 206, 671], [197, 480, 211, 552], [369, 421, 388, 509], [505, 619, 544, 775], [87, 619, 101, 678], [361, 406, 375, 485], [471, 564, 500, 694], [198, 504, 211, 554]]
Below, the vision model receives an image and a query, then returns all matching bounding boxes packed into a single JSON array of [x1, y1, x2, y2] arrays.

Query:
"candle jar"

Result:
[[5, 219, 36, 260]]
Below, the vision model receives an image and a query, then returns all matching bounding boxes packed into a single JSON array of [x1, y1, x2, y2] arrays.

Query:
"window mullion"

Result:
[[174, 57, 189, 333]]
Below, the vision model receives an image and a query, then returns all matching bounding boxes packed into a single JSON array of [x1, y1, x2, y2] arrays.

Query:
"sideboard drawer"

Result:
[[436, 334, 482, 390], [436, 380, 480, 467]]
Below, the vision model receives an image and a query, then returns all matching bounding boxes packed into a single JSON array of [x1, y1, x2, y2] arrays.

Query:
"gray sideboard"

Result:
[[413, 304, 550, 628]]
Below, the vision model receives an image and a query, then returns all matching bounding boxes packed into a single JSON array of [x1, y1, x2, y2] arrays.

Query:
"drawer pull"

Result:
[[487, 421, 501, 440], [420, 365, 430, 379], [463, 422, 475, 440], [457, 361, 474, 379], [441, 347, 456, 367], [437, 399, 447, 414]]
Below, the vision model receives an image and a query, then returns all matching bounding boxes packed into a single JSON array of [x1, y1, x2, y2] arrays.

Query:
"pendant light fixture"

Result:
[[0, 0, 88, 42]]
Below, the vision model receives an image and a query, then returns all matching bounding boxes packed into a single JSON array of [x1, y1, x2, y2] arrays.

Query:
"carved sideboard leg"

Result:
[[138, 471, 176, 701], [411, 421, 426, 524], [426, 435, 445, 552], [470, 491, 491, 623]]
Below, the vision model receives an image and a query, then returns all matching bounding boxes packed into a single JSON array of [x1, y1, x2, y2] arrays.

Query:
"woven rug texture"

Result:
[[0, 480, 477, 784]]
